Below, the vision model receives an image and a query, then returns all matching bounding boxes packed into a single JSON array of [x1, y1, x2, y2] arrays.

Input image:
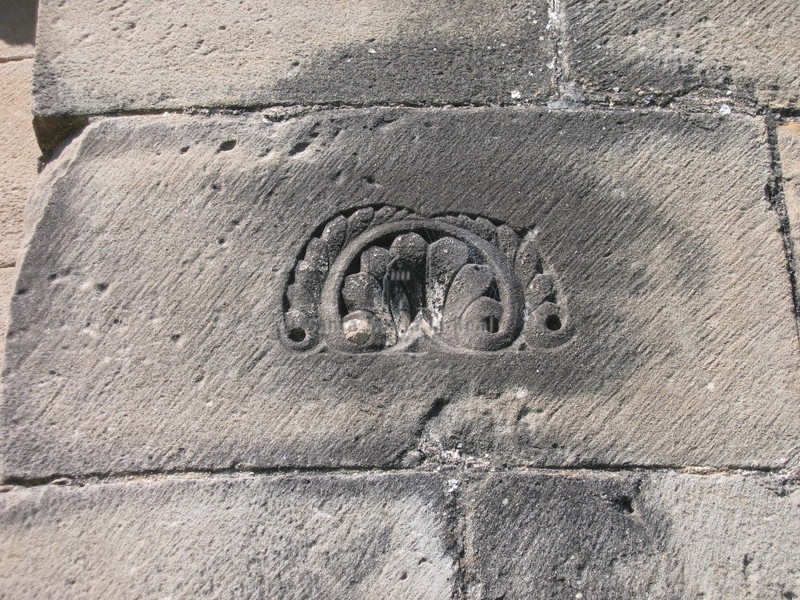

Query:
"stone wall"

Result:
[[1, 1, 799, 598]]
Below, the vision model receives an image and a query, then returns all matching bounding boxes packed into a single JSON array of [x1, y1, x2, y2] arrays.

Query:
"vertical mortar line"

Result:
[[765, 113, 800, 346], [547, 0, 565, 101], [449, 469, 469, 600]]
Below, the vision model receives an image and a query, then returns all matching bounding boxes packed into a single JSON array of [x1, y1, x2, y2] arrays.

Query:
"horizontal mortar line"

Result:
[[1, 461, 791, 491], [35, 95, 778, 126]]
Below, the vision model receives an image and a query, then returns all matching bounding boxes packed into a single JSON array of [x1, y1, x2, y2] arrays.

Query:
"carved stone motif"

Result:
[[283, 206, 571, 353]]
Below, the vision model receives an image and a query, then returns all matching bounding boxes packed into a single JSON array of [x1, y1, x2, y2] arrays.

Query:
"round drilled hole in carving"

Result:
[[545, 314, 562, 331], [288, 327, 307, 342], [483, 315, 499, 334]]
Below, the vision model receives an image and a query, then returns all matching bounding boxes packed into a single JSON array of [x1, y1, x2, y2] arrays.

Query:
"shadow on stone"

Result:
[[0, 0, 38, 47]]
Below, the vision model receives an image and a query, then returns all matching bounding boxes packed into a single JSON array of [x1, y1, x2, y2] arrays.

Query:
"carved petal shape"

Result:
[[495, 224, 520, 263], [360, 246, 389, 281], [515, 232, 542, 285], [320, 215, 347, 257], [527, 274, 556, 306], [345, 207, 375, 244], [427, 237, 470, 316], [442, 264, 497, 348], [342, 273, 383, 313]]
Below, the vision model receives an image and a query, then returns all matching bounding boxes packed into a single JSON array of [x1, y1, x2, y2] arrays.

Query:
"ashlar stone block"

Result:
[[32, 0, 554, 147], [2, 108, 798, 479], [560, 0, 800, 109], [465, 470, 800, 599], [0, 472, 456, 599]]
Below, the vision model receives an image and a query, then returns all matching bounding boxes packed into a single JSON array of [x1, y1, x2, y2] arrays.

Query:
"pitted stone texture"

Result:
[[0, 472, 456, 599], [560, 0, 800, 109], [0, 0, 37, 61], [0, 59, 38, 268], [465, 471, 800, 599], [3, 108, 799, 479], [32, 0, 552, 122]]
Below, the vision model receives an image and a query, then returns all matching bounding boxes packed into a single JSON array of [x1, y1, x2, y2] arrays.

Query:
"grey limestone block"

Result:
[[559, 0, 800, 109], [32, 0, 554, 147], [0, 472, 457, 599], [464, 470, 800, 599], [2, 107, 799, 480]]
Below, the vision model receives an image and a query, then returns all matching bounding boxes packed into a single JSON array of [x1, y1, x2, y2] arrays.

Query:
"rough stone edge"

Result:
[[32, 113, 88, 154], [0, 122, 90, 479], [770, 116, 800, 347]]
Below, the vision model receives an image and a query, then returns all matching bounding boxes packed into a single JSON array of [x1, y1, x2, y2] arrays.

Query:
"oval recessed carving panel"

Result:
[[283, 206, 572, 353]]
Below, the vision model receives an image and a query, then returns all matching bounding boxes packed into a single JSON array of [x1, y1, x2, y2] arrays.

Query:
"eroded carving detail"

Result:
[[283, 206, 571, 352]]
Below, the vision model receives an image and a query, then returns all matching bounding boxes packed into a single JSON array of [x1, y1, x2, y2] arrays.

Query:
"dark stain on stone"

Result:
[[262, 19, 553, 106], [466, 473, 671, 598]]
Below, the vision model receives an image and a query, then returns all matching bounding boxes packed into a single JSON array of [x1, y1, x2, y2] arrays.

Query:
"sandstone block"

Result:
[[32, 0, 553, 146], [0, 58, 37, 267], [560, 0, 800, 109], [2, 108, 798, 479], [0, 472, 456, 599], [465, 470, 800, 599]]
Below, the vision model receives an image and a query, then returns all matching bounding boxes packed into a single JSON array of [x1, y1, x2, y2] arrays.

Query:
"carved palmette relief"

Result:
[[283, 206, 571, 353]]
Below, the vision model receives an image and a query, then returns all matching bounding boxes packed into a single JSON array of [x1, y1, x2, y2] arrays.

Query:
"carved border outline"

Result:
[[282, 205, 573, 353]]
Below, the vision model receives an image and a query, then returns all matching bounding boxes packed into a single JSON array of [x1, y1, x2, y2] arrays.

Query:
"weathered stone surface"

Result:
[[33, 0, 553, 129], [560, 0, 800, 109], [3, 108, 798, 480], [0, 58, 37, 268], [0, 472, 456, 599], [780, 121, 800, 274], [465, 470, 800, 599], [0, 0, 37, 61]]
